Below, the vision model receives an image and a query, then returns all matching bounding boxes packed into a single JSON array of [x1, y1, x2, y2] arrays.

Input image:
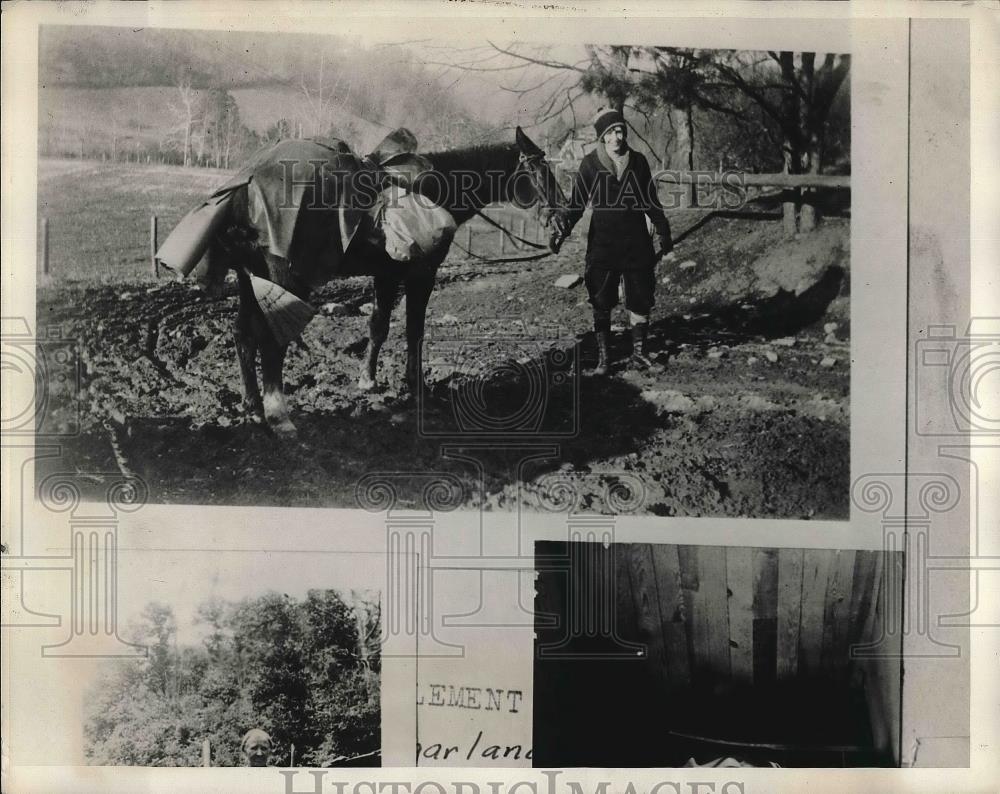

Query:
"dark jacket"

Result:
[[564, 146, 672, 272]]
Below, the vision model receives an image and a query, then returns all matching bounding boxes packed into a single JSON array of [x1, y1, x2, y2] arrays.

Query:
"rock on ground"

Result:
[[553, 274, 583, 289]]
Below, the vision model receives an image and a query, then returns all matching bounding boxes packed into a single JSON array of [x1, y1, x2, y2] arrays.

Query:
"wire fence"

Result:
[[37, 205, 551, 284], [38, 212, 188, 283]]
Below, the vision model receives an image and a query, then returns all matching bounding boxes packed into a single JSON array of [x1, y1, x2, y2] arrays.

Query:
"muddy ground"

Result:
[[36, 212, 850, 518]]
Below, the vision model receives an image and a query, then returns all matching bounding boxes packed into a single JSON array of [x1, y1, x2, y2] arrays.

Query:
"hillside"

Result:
[[39, 85, 392, 159], [38, 25, 499, 163]]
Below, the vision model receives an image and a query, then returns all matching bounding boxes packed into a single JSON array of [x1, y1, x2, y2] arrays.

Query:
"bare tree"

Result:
[[300, 53, 350, 137], [167, 75, 199, 167]]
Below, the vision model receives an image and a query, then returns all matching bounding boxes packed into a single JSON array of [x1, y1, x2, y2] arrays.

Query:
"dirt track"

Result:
[[37, 214, 850, 518]]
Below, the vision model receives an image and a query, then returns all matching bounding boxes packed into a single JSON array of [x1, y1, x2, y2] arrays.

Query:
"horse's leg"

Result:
[[403, 270, 436, 396], [359, 273, 402, 391], [234, 267, 263, 416], [260, 334, 296, 438], [256, 253, 309, 438]]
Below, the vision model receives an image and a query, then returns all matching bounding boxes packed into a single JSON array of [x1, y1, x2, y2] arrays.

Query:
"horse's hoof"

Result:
[[270, 419, 298, 440], [358, 374, 377, 392], [405, 378, 426, 400]]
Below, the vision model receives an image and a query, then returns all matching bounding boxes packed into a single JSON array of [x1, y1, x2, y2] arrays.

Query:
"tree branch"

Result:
[[486, 41, 589, 73]]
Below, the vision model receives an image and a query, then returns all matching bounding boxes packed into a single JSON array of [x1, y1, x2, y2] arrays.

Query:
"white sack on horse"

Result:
[[379, 189, 457, 262]]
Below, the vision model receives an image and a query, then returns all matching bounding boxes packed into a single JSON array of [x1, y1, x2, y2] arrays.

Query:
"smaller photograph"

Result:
[[533, 541, 901, 768], [6, 539, 386, 770], [83, 586, 381, 768]]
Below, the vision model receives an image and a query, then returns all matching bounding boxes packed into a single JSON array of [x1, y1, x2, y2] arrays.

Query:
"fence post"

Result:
[[41, 217, 50, 277], [498, 225, 506, 255], [518, 218, 526, 243], [782, 190, 798, 235], [150, 215, 158, 277], [201, 739, 210, 767], [465, 223, 473, 256]]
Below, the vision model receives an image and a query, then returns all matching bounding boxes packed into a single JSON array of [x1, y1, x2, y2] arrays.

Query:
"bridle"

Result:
[[517, 151, 567, 227], [450, 152, 568, 265]]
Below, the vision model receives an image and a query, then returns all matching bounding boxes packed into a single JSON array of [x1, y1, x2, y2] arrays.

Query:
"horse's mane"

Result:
[[423, 142, 520, 177], [414, 142, 522, 220]]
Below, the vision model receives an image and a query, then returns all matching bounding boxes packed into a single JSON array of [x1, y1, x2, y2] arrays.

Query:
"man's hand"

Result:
[[655, 236, 675, 263], [547, 210, 571, 253], [549, 209, 571, 238], [549, 229, 565, 254]]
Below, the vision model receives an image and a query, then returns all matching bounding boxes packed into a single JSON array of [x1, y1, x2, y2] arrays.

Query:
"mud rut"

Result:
[[37, 218, 850, 518]]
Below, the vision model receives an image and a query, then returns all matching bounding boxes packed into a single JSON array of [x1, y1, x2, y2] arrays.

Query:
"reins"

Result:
[[452, 239, 555, 265], [470, 206, 549, 250], [450, 152, 561, 265], [451, 209, 555, 265]]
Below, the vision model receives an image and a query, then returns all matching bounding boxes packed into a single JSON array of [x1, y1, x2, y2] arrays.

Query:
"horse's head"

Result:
[[512, 126, 569, 252]]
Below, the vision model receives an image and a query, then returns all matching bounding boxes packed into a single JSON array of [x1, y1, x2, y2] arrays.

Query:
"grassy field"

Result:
[[38, 159, 234, 282]]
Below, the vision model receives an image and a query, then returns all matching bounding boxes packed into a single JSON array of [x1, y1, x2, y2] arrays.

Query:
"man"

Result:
[[241, 728, 273, 767], [553, 108, 675, 374]]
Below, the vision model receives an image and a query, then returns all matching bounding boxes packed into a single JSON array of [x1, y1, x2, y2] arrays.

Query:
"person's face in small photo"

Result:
[[244, 735, 271, 767], [602, 125, 626, 154]]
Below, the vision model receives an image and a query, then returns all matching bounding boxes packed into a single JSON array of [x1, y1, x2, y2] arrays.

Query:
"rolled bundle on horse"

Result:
[[155, 127, 566, 437]]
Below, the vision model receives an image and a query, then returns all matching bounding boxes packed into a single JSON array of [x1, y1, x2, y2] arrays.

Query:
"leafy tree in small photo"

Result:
[[83, 590, 381, 767]]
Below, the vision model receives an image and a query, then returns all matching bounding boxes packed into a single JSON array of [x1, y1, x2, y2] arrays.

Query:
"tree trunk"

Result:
[[685, 105, 697, 207], [778, 52, 803, 234]]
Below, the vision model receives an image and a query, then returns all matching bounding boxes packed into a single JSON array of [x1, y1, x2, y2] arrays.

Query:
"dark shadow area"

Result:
[[664, 683, 885, 767], [34, 361, 657, 510], [532, 660, 887, 767], [552, 264, 845, 368], [651, 264, 845, 348]]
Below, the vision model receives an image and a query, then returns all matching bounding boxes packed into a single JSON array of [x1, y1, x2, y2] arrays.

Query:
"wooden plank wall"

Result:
[[609, 543, 883, 690]]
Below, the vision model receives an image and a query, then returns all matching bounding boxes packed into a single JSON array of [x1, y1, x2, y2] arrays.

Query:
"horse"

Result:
[[200, 127, 567, 437]]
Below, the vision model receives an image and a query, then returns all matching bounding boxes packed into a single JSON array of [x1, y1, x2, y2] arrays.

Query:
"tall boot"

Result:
[[591, 330, 611, 376], [630, 324, 654, 370]]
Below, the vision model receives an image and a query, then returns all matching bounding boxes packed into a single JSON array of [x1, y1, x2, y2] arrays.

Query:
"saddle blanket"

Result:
[[155, 136, 453, 283], [155, 138, 371, 284]]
